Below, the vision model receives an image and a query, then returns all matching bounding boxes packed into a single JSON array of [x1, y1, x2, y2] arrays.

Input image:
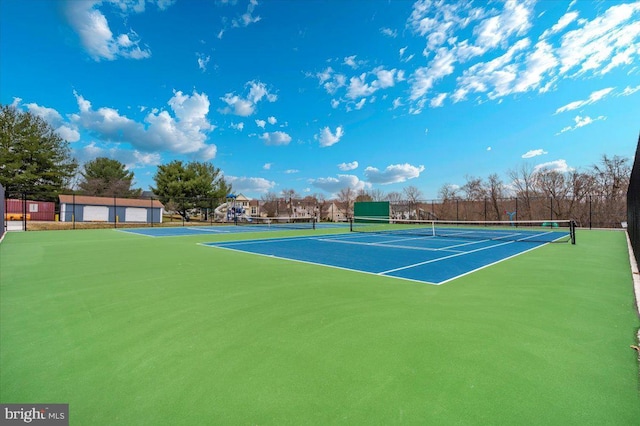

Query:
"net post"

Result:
[[570, 220, 576, 245], [349, 217, 354, 232], [312, 217, 316, 230]]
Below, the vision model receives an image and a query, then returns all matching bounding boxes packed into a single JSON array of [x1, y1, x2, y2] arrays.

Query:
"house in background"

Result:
[[59, 195, 164, 223], [321, 202, 348, 222]]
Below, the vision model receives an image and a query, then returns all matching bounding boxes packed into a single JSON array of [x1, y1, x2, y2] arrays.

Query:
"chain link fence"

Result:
[[3, 189, 628, 232], [627, 136, 640, 265], [391, 196, 626, 228]]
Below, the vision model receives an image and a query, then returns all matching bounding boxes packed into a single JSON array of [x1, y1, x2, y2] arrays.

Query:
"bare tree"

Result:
[[591, 154, 630, 200], [461, 175, 487, 200], [338, 187, 356, 218], [535, 169, 570, 219], [403, 185, 423, 219], [281, 188, 298, 216], [370, 188, 386, 201], [486, 173, 505, 220], [355, 189, 373, 202], [507, 163, 538, 220], [386, 191, 403, 203], [261, 191, 279, 217]]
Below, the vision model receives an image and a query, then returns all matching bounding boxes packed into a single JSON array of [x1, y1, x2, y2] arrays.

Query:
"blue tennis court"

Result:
[[203, 229, 571, 285]]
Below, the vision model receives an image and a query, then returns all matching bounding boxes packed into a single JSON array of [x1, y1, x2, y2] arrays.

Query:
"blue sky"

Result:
[[1, 0, 639, 200]]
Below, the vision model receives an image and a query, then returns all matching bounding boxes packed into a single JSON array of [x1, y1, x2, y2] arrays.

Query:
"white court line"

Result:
[[378, 239, 516, 275], [186, 227, 230, 233], [316, 238, 464, 253], [114, 229, 159, 238]]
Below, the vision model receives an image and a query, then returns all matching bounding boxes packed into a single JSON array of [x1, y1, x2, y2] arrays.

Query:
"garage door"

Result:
[[83, 206, 109, 221], [125, 207, 147, 222]]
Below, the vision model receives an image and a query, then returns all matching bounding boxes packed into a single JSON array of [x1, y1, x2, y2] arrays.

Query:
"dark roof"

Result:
[[59, 195, 164, 209]]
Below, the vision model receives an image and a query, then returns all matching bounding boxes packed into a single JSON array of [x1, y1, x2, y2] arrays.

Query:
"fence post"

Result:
[[484, 198, 487, 221], [22, 192, 27, 232]]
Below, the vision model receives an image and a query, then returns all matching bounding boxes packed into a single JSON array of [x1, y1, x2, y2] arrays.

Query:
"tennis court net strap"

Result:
[[236, 216, 316, 230], [350, 217, 576, 244]]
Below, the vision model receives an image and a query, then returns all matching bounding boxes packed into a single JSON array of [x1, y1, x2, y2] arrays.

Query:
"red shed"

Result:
[[5, 199, 56, 221]]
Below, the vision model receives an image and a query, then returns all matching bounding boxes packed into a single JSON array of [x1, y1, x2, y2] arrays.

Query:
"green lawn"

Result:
[[1, 227, 639, 425]]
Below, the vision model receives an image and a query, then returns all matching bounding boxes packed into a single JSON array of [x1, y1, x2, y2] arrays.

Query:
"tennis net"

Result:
[[237, 216, 316, 230], [350, 217, 575, 244]]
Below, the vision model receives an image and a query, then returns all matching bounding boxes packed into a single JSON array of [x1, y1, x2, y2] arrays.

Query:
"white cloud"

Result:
[[347, 73, 376, 99], [556, 115, 606, 134], [232, 0, 261, 28], [284, 169, 299, 174], [473, 0, 534, 50], [267, 116, 277, 125], [338, 161, 358, 171], [521, 149, 548, 159], [63, 0, 161, 61], [226, 176, 275, 194], [430, 93, 447, 108], [70, 89, 216, 159], [534, 159, 573, 173], [309, 174, 369, 194], [219, 80, 277, 116], [352, 98, 366, 111], [540, 11, 579, 39], [316, 126, 344, 147], [255, 119, 266, 128], [621, 85, 640, 96], [74, 141, 162, 171], [197, 53, 210, 72], [22, 101, 80, 142], [409, 47, 457, 101], [380, 27, 397, 38], [230, 122, 244, 131], [263, 163, 272, 170], [556, 2, 640, 76], [408, 0, 484, 51], [555, 87, 615, 114], [344, 55, 358, 69], [260, 131, 292, 146], [451, 38, 531, 102], [364, 163, 425, 184], [403, 0, 640, 111]]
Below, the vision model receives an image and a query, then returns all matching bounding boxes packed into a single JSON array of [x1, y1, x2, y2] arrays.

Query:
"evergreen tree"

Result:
[[151, 160, 231, 220], [79, 157, 140, 197], [0, 105, 77, 197]]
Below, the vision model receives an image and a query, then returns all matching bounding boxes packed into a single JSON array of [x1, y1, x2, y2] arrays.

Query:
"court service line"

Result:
[[316, 238, 464, 253], [186, 227, 231, 233], [378, 239, 516, 275]]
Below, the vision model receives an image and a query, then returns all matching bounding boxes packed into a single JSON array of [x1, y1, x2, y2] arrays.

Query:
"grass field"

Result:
[[1, 227, 639, 425]]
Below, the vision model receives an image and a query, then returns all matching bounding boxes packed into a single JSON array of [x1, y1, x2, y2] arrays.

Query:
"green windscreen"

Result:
[[354, 201, 390, 222]]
